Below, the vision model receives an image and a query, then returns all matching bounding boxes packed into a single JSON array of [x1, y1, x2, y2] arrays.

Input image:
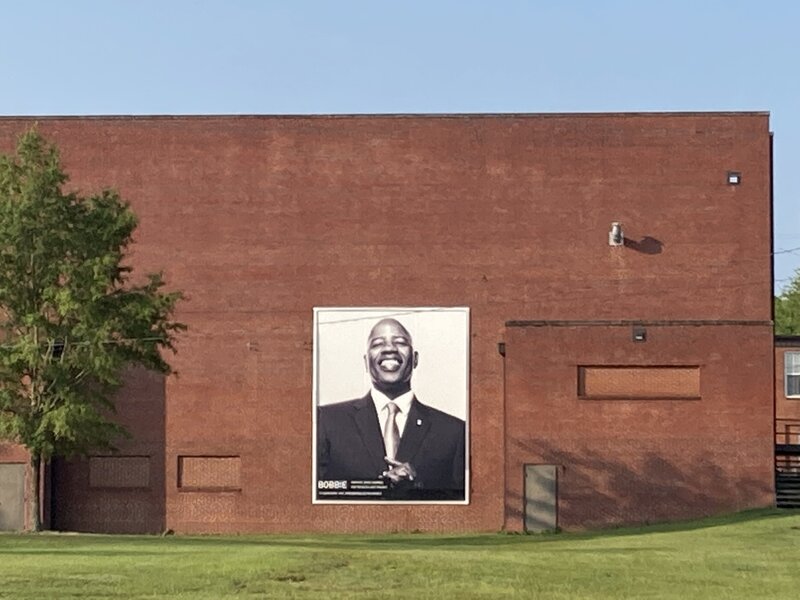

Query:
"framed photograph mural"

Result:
[[312, 307, 470, 504]]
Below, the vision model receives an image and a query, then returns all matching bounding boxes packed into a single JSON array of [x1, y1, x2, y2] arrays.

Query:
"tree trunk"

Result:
[[29, 453, 41, 532]]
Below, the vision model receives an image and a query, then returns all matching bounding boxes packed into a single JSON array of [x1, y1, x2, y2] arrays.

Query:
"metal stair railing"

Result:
[[775, 418, 800, 508]]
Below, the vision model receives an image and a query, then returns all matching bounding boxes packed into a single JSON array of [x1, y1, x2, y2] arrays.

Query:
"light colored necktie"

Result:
[[384, 402, 400, 460]]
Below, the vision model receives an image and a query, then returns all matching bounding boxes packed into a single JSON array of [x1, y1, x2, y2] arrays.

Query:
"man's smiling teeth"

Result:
[[380, 358, 401, 371]]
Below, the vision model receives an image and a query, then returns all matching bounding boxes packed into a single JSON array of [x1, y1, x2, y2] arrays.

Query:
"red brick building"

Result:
[[0, 113, 776, 533]]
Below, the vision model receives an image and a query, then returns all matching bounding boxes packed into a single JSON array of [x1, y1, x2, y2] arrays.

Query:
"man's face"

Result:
[[365, 319, 418, 392]]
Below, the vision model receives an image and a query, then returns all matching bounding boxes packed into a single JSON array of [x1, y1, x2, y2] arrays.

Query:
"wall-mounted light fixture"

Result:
[[608, 222, 624, 246], [727, 171, 741, 185]]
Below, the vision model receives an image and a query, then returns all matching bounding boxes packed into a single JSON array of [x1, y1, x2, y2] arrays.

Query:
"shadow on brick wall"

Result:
[[506, 437, 773, 531], [51, 367, 167, 534], [623, 236, 663, 255]]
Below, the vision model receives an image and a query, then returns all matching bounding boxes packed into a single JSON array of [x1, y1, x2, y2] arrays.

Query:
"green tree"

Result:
[[0, 130, 184, 531], [775, 268, 800, 335]]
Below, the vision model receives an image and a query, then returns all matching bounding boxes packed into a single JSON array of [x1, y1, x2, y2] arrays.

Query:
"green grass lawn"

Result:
[[1, 509, 799, 599]]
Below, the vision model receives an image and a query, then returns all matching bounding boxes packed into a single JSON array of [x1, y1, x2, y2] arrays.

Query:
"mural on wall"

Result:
[[313, 307, 469, 504]]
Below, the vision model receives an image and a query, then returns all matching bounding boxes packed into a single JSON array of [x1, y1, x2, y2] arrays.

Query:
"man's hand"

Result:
[[382, 457, 417, 483]]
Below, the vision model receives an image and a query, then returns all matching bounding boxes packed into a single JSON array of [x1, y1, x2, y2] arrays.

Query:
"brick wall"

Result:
[[0, 113, 773, 532], [504, 322, 774, 530]]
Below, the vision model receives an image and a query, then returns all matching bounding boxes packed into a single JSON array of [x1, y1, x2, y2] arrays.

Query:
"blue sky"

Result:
[[1, 1, 797, 289]]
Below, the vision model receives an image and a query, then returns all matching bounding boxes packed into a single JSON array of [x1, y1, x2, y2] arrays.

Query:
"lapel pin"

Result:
[[416, 419, 422, 426]]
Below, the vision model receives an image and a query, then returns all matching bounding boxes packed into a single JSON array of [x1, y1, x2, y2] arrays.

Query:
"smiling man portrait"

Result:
[[315, 315, 466, 501]]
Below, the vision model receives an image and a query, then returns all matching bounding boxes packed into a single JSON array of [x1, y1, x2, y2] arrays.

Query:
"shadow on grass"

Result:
[[4, 508, 797, 555], [245, 508, 798, 550], [0, 549, 172, 557]]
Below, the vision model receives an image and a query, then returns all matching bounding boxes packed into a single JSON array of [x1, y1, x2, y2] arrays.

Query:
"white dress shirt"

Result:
[[371, 388, 414, 438]]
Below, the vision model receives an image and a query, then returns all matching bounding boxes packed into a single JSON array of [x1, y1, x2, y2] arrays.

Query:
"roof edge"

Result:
[[776, 335, 800, 347], [0, 110, 772, 121]]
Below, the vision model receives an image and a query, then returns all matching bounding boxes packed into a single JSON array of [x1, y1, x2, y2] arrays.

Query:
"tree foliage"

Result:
[[775, 268, 800, 335], [0, 129, 184, 528]]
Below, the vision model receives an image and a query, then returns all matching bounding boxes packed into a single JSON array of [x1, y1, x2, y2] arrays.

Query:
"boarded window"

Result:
[[89, 456, 150, 489], [178, 456, 241, 490], [579, 366, 700, 399]]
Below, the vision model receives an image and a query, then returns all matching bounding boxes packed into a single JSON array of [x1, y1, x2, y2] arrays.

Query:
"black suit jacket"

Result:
[[317, 394, 465, 500]]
